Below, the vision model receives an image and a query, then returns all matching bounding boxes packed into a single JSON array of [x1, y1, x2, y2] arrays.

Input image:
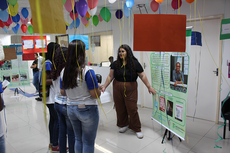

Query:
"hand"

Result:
[[174, 81, 177, 86], [98, 83, 103, 90], [148, 87, 156, 95], [101, 86, 106, 93], [3, 86, 7, 91]]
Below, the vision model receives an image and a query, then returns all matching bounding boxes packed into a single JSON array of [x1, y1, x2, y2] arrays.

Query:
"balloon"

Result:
[[92, 15, 99, 26], [100, 7, 111, 22], [65, 21, 71, 26], [0, 0, 8, 10], [171, 0, 182, 10], [21, 8, 29, 19], [77, 0, 88, 17], [28, 25, 33, 34], [115, 10, 123, 19], [89, 6, 97, 16], [3, 27, 8, 33], [9, 22, 16, 29], [123, 3, 131, 18], [15, 23, 20, 30], [155, 0, 164, 3], [87, 0, 98, 9], [108, 0, 116, 4], [68, 23, 73, 29], [85, 11, 91, 19], [8, 3, 19, 16], [0, 10, 9, 22], [6, 15, 13, 25], [7, 0, 17, 6], [64, 0, 75, 12], [70, 12, 78, 20], [21, 17, 28, 24], [12, 23, 19, 34], [12, 14, 20, 23], [71, 2, 78, 13], [4, 21, 10, 26], [66, 25, 68, 30], [0, 20, 4, 28], [186, 0, 194, 4], [84, 21, 89, 27], [98, 14, 103, 22], [126, 0, 134, 8], [81, 16, 88, 26], [150, 0, 159, 12], [72, 17, 80, 28], [63, 0, 67, 5], [21, 24, 27, 33], [30, 18, 33, 25]]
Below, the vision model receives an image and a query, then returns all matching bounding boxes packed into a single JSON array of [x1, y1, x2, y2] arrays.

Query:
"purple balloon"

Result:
[[115, 10, 123, 19], [71, 2, 78, 14], [66, 25, 68, 30], [77, 0, 88, 17]]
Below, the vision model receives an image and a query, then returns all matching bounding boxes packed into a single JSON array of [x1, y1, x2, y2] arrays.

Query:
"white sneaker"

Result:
[[136, 132, 144, 139], [119, 126, 128, 133]]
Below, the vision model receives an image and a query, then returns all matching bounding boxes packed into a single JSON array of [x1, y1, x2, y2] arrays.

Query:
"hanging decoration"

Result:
[[186, 0, 194, 4], [87, 0, 98, 9], [92, 15, 99, 26], [123, 2, 131, 18], [21, 8, 29, 19], [150, 0, 159, 12], [115, 10, 123, 19], [126, 0, 134, 8], [77, 0, 88, 17], [21, 24, 27, 33], [100, 7, 111, 22], [171, 0, 182, 10], [27, 25, 33, 34], [155, 0, 164, 3]]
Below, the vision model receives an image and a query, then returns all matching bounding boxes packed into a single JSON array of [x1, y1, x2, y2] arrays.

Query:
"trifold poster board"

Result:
[[0, 55, 30, 87], [21, 36, 47, 54], [151, 29, 192, 140]]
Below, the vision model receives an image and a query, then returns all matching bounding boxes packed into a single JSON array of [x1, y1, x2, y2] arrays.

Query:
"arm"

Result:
[[175, 72, 184, 86], [101, 69, 114, 92], [60, 89, 66, 96], [46, 71, 52, 85], [30, 64, 37, 69], [138, 72, 156, 94], [89, 87, 101, 99]]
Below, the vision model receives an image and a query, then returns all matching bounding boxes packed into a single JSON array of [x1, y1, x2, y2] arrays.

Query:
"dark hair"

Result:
[[109, 56, 113, 61], [115, 44, 137, 78], [62, 39, 86, 89], [46, 42, 60, 61], [50, 47, 67, 81], [35, 53, 38, 56]]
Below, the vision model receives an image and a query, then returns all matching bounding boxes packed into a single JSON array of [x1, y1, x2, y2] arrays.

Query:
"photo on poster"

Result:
[[3, 75, 11, 82], [20, 74, 28, 81], [0, 60, 12, 70], [159, 96, 165, 112], [166, 100, 173, 117], [170, 55, 188, 93], [12, 74, 19, 82], [175, 104, 183, 122]]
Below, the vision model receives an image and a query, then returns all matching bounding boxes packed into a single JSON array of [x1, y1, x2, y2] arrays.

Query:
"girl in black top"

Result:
[[102, 44, 156, 139]]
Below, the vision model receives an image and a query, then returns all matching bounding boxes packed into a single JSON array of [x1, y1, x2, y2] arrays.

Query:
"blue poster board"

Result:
[[69, 35, 89, 50]]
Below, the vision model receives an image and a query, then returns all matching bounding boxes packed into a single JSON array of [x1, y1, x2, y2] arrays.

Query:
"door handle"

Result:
[[144, 63, 146, 69], [213, 68, 218, 76]]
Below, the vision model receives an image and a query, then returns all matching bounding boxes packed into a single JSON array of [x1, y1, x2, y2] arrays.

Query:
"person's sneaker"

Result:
[[136, 132, 144, 139], [119, 125, 128, 133], [51, 145, 59, 152], [35, 97, 42, 101]]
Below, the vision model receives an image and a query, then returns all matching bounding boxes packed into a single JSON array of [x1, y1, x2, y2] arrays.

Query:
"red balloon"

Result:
[[150, 0, 159, 12], [0, 20, 4, 28], [21, 24, 27, 33], [171, 0, 182, 10], [30, 18, 33, 25], [6, 15, 13, 25], [70, 12, 78, 20], [3, 22, 10, 26], [87, 0, 98, 9]]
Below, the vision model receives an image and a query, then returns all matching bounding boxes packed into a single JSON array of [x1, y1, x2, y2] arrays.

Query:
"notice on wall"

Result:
[[151, 29, 192, 140], [21, 36, 47, 54], [23, 40, 34, 49], [35, 39, 46, 49]]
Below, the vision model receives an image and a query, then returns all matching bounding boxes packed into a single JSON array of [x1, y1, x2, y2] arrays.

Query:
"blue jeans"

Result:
[[46, 104, 59, 146], [67, 105, 99, 153], [54, 103, 75, 153], [0, 135, 5, 153], [33, 71, 39, 92]]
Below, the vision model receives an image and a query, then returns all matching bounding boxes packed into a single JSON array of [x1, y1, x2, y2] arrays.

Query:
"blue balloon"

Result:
[[123, 3, 132, 18], [125, 0, 134, 8], [69, 23, 73, 29], [21, 8, 29, 19], [12, 14, 20, 23], [0, 0, 8, 10], [0, 10, 9, 22], [72, 17, 80, 28], [3, 27, 8, 33], [16, 23, 20, 30]]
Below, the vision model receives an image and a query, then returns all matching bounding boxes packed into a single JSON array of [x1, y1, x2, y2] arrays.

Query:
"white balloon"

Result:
[[9, 23, 17, 29], [108, 0, 116, 4], [89, 6, 97, 16]]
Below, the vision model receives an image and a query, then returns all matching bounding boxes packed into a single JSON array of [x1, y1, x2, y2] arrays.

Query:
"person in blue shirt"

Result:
[[60, 39, 102, 153]]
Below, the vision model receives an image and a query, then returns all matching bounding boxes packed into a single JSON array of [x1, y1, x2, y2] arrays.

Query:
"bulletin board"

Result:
[[21, 36, 47, 54]]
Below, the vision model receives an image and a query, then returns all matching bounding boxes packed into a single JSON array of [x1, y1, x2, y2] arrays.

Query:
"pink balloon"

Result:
[[150, 0, 159, 12], [20, 17, 28, 24], [64, 0, 75, 12], [6, 15, 13, 25], [98, 14, 103, 22], [81, 16, 88, 26], [70, 12, 78, 20], [20, 12, 26, 20]]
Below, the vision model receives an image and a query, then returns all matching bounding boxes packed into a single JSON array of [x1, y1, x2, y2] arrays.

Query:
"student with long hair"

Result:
[[45, 42, 60, 151], [102, 44, 156, 139], [60, 40, 101, 153], [51, 47, 75, 153]]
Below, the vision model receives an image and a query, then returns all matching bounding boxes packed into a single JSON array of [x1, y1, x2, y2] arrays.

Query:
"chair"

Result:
[[221, 96, 230, 139]]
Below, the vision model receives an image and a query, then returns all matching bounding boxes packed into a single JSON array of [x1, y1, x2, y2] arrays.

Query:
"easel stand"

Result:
[[161, 129, 181, 144], [14, 88, 25, 96]]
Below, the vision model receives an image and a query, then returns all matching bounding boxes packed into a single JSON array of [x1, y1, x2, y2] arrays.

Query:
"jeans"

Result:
[[0, 135, 5, 153], [54, 103, 75, 153], [67, 105, 99, 153], [46, 104, 59, 146], [33, 71, 39, 92]]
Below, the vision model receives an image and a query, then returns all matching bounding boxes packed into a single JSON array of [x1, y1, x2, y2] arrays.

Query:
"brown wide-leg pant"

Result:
[[113, 79, 141, 132]]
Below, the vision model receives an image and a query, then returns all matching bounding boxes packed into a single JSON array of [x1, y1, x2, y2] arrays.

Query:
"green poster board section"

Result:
[[151, 29, 192, 140], [0, 55, 30, 87], [220, 18, 230, 40]]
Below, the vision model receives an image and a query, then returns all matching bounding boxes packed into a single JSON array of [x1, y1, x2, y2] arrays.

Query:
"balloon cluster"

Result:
[[0, 0, 33, 34]]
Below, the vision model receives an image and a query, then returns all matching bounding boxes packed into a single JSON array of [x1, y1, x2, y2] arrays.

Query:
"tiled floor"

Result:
[[1, 85, 230, 153]]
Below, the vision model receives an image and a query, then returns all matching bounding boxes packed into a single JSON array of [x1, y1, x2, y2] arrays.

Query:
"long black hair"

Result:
[[50, 47, 67, 81], [62, 39, 86, 89], [46, 42, 60, 61], [115, 44, 138, 78]]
